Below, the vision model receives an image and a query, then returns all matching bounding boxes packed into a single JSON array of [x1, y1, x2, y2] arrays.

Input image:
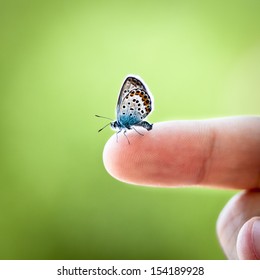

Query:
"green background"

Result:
[[0, 0, 259, 259]]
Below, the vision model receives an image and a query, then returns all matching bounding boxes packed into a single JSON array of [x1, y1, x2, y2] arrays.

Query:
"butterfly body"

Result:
[[111, 119, 153, 131], [112, 75, 153, 132], [96, 75, 153, 141]]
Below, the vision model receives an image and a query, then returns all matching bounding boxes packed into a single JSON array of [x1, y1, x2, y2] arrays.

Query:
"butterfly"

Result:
[[96, 75, 153, 143]]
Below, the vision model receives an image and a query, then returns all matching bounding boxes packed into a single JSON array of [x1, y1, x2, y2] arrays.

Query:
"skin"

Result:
[[103, 116, 260, 259]]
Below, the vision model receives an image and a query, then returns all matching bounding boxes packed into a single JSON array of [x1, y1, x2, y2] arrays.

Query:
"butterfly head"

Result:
[[110, 121, 119, 130]]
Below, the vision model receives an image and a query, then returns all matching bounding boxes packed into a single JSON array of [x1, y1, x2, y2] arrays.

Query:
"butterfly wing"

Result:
[[116, 75, 153, 127], [116, 75, 147, 114]]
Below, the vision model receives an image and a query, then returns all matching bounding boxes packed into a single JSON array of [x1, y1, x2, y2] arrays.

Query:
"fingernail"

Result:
[[252, 219, 260, 259]]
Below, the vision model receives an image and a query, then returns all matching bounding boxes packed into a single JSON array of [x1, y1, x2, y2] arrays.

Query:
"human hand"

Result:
[[103, 116, 260, 259]]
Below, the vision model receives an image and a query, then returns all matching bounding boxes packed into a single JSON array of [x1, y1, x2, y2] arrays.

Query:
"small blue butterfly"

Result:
[[96, 75, 153, 143]]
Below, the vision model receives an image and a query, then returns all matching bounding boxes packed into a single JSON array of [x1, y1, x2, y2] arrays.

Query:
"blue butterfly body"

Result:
[[111, 75, 153, 132], [96, 75, 153, 141]]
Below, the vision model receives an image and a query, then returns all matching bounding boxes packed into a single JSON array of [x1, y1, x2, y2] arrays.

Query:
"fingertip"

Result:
[[103, 131, 150, 184], [102, 121, 216, 187], [237, 217, 260, 260], [103, 134, 122, 181]]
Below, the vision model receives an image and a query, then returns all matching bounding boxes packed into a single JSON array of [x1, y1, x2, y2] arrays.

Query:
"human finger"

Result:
[[217, 190, 260, 259], [103, 116, 260, 189]]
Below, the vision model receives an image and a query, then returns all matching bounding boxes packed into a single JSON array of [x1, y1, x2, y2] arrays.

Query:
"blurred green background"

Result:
[[0, 0, 259, 259]]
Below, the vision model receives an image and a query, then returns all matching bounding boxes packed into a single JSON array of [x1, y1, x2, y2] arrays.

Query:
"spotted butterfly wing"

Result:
[[116, 76, 147, 111], [116, 75, 153, 130]]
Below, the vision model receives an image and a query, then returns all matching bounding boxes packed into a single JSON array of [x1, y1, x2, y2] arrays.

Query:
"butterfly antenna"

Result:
[[95, 115, 113, 121], [98, 122, 111, 133]]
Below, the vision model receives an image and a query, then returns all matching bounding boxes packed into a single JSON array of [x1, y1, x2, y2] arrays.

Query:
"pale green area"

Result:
[[0, 0, 259, 259]]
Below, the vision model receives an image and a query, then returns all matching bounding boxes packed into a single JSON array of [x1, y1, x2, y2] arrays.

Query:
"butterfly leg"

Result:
[[123, 130, 130, 145], [116, 129, 123, 143], [132, 126, 144, 136]]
